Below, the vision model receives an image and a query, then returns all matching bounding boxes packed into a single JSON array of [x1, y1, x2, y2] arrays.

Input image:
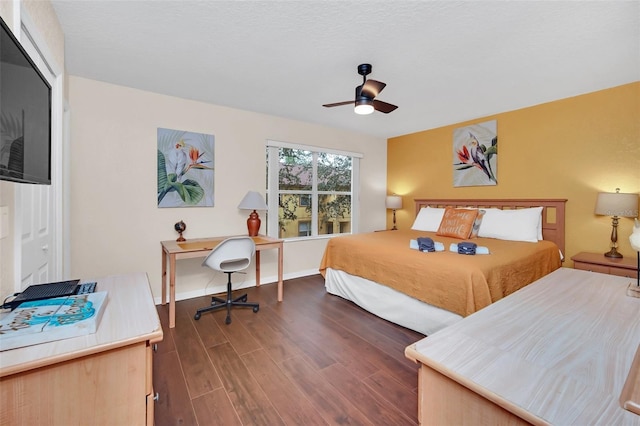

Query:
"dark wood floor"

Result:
[[153, 274, 424, 425]]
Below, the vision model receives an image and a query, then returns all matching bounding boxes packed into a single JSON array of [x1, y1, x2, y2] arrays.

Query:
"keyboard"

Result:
[[77, 282, 97, 295], [5, 279, 80, 310]]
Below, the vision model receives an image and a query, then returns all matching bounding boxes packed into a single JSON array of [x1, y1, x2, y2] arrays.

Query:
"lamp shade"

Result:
[[238, 191, 268, 210], [385, 195, 402, 210], [594, 191, 638, 217]]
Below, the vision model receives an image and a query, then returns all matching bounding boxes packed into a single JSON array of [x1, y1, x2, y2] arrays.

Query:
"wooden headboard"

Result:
[[414, 198, 567, 255]]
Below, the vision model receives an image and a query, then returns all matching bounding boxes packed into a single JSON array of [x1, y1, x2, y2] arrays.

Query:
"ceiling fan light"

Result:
[[354, 100, 374, 115]]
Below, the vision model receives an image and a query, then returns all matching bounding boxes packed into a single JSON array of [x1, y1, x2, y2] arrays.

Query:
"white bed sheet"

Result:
[[324, 267, 462, 336]]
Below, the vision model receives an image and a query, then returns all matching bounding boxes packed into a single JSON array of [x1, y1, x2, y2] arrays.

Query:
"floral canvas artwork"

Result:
[[157, 128, 214, 208], [453, 120, 497, 187]]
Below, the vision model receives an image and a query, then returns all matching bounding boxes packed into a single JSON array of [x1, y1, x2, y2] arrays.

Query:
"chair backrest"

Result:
[[202, 236, 256, 273]]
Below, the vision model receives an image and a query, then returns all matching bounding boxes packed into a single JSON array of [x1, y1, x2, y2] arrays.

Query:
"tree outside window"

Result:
[[266, 144, 357, 239]]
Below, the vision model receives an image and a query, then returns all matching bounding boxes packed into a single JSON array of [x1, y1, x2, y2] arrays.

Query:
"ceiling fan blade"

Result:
[[322, 100, 353, 108], [361, 79, 386, 98], [373, 100, 398, 114]]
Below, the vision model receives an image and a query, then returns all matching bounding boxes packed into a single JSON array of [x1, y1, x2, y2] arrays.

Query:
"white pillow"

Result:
[[536, 214, 543, 241], [411, 207, 445, 232], [477, 207, 543, 243]]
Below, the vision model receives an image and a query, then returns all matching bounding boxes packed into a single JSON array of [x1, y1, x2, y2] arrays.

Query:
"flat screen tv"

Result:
[[0, 16, 52, 185]]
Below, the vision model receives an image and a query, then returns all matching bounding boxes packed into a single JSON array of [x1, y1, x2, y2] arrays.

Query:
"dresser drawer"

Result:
[[609, 266, 638, 278], [574, 261, 609, 274]]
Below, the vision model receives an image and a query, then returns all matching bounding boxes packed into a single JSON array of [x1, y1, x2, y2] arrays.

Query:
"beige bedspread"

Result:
[[319, 230, 561, 317]]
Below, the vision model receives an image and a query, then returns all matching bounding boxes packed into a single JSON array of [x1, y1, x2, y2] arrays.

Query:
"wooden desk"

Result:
[[0, 272, 163, 425], [405, 268, 640, 425], [161, 235, 284, 328]]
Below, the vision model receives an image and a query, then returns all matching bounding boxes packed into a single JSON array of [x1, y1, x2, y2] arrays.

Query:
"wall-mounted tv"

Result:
[[0, 16, 52, 185]]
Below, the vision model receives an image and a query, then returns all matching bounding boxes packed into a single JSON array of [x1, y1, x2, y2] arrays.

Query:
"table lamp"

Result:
[[386, 195, 402, 230], [594, 188, 638, 258], [238, 191, 268, 236], [629, 218, 640, 298]]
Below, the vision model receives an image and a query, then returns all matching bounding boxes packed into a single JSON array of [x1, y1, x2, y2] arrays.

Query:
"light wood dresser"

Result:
[[405, 267, 640, 425], [0, 272, 163, 425]]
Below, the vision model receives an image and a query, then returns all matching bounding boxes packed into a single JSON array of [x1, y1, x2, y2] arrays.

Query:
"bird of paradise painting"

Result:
[[453, 120, 497, 187], [157, 128, 215, 207]]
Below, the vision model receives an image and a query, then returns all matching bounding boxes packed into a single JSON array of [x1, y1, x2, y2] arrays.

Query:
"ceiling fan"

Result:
[[323, 63, 398, 115]]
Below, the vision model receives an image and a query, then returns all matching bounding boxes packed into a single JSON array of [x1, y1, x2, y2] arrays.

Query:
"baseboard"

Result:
[[154, 268, 321, 305]]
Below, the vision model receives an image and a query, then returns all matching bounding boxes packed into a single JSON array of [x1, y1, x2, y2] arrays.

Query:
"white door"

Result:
[[15, 20, 60, 288], [19, 184, 53, 286]]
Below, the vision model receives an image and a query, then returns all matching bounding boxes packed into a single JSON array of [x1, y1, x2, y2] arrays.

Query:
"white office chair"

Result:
[[194, 236, 259, 324]]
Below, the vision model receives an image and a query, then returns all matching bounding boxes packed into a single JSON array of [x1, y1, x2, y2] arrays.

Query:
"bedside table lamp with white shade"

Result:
[[594, 188, 638, 258], [629, 218, 640, 298], [386, 195, 402, 230]]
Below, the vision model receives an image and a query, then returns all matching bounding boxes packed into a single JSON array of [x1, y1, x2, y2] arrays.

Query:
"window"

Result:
[[266, 141, 361, 240], [298, 220, 311, 237]]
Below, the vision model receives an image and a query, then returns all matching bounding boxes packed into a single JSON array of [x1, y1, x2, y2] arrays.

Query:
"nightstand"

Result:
[[571, 252, 638, 278]]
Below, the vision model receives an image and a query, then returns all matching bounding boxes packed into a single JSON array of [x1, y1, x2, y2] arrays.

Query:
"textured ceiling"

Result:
[[51, 1, 639, 139]]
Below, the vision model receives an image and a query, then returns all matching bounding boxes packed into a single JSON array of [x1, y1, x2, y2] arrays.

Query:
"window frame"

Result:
[[266, 140, 362, 240]]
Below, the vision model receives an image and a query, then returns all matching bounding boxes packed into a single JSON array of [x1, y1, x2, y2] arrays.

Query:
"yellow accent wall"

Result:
[[387, 82, 640, 262]]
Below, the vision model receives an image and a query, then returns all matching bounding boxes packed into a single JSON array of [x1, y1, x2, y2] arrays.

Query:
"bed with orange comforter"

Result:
[[320, 198, 566, 335], [320, 229, 561, 318]]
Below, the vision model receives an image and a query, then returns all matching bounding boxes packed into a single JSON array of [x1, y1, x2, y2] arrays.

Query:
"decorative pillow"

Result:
[[436, 207, 479, 239], [411, 207, 446, 232], [477, 207, 543, 243], [469, 209, 486, 238]]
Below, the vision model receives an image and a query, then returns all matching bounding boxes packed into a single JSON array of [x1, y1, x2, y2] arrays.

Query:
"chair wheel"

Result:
[[241, 295, 248, 302], [194, 312, 201, 320], [253, 306, 259, 313], [225, 316, 231, 325]]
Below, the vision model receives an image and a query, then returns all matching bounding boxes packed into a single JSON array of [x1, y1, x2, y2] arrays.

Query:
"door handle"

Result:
[[42, 244, 49, 252]]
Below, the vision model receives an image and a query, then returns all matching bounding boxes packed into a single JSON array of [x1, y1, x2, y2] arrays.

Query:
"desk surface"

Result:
[[406, 268, 640, 424], [161, 235, 282, 254], [0, 272, 163, 377]]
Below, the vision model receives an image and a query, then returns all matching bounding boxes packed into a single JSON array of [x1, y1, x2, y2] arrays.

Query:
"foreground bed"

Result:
[[320, 198, 566, 335]]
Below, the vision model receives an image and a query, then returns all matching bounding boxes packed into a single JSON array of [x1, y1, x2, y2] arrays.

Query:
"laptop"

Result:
[[4, 279, 80, 310]]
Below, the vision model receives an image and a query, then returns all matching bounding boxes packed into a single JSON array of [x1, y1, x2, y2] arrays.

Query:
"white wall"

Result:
[[68, 76, 387, 302]]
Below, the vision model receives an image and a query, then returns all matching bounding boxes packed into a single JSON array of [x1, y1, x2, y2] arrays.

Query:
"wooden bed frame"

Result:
[[414, 198, 567, 255]]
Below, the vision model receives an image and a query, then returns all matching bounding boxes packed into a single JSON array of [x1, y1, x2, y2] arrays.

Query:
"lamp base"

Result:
[[247, 210, 261, 237], [604, 248, 623, 259], [627, 283, 640, 298]]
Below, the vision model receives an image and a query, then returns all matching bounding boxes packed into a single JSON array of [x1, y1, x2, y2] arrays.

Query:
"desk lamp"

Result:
[[594, 188, 638, 258], [386, 195, 402, 230], [238, 191, 268, 236]]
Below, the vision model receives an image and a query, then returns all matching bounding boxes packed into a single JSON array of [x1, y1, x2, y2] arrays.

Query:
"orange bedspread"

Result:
[[319, 230, 561, 317]]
